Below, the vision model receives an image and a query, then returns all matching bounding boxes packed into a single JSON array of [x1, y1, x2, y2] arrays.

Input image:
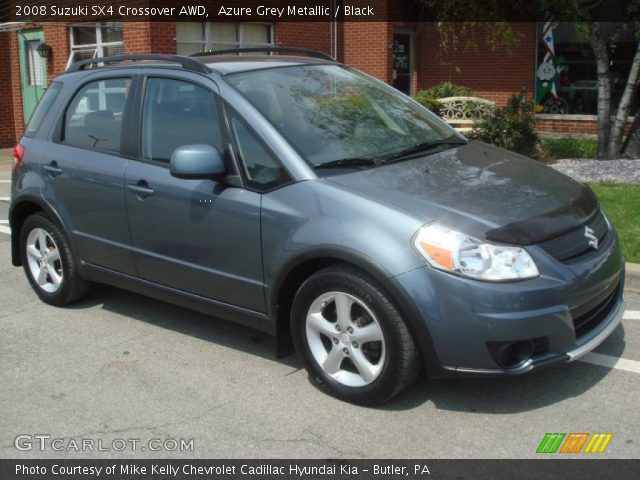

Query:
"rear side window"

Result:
[[142, 78, 223, 163], [25, 82, 62, 137], [62, 77, 131, 154]]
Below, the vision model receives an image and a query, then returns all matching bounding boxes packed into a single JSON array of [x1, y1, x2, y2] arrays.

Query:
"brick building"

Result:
[[0, 19, 636, 147]]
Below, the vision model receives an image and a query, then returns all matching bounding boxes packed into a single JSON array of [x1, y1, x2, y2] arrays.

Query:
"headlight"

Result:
[[413, 223, 539, 281]]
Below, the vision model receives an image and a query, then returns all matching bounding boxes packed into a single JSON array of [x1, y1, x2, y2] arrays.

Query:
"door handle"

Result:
[[43, 162, 63, 177], [127, 180, 155, 199]]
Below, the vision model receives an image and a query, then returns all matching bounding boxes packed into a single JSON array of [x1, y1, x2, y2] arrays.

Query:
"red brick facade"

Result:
[[123, 22, 176, 53], [275, 22, 332, 55], [7, 27, 24, 146], [0, 20, 609, 147], [341, 22, 393, 83], [0, 31, 17, 147], [417, 23, 538, 106]]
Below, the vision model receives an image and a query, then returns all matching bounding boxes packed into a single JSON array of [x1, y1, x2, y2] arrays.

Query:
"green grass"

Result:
[[539, 137, 598, 160], [588, 182, 640, 263]]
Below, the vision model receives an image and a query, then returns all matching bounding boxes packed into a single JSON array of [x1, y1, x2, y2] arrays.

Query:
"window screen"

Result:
[[67, 22, 124, 69], [26, 40, 44, 86], [176, 22, 272, 55]]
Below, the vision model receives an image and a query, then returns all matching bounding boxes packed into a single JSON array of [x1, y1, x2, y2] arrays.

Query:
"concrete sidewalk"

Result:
[[0, 146, 638, 286], [0, 148, 12, 169]]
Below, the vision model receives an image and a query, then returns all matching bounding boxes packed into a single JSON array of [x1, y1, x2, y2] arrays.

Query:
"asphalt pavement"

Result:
[[1, 153, 639, 459]]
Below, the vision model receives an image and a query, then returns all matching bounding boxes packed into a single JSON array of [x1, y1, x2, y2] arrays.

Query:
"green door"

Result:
[[18, 29, 47, 125]]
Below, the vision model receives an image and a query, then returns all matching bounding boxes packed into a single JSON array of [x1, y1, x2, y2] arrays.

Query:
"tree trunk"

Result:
[[607, 41, 640, 158], [586, 23, 612, 159], [622, 109, 640, 158]]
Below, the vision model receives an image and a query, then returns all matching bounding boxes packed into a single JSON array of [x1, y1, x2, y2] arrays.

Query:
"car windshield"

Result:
[[225, 65, 464, 167]]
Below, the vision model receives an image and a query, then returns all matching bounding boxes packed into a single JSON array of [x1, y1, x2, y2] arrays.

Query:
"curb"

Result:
[[626, 262, 640, 291]]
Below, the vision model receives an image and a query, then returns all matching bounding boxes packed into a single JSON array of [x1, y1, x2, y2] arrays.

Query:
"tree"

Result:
[[418, 0, 640, 159]]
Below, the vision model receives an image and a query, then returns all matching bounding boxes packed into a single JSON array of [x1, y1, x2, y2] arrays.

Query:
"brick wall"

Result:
[[8, 29, 24, 146], [537, 117, 633, 136], [44, 25, 70, 85], [341, 22, 392, 83], [123, 22, 176, 54], [0, 20, 621, 147], [417, 22, 537, 106], [0, 32, 17, 148], [537, 117, 598, 135], [275, 22, 332, 56]]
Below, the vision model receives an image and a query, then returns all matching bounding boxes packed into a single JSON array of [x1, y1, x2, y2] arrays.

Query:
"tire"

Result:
[[291, 264, 421, 405], [20, 213, 90, 306]]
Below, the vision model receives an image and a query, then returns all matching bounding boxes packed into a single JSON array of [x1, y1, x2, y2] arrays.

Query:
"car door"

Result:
[[42, 73, 137, 275], [124, 73, 265, 312]]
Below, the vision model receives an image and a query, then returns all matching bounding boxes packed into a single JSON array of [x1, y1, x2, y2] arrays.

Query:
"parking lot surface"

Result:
[[1, 161, 639, 459]]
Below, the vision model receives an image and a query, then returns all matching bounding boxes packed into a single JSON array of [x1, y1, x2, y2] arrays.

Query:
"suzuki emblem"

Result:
[[584, 226, 599, 249]]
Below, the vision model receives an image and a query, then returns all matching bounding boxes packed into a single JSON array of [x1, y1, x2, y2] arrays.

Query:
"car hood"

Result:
[[326, 141, 598, 245]]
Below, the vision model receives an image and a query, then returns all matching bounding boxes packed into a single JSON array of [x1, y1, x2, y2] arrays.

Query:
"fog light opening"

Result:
[[505, 341, 534, 368], [488, 340, 535, 369]]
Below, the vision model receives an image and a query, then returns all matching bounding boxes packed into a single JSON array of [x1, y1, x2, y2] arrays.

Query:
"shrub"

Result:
[[413, 82, 472, 116], [413, 91, 442, 115], [538, 137, 598, 160], [471, 93, 539, 157], [422, 81, 472, 99]]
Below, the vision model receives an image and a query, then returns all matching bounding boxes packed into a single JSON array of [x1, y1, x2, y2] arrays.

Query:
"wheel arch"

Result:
[[9, 196, 73, 267], [270, 248, 441, 376]]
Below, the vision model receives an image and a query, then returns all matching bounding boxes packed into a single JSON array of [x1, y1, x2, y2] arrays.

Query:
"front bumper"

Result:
[[451, 292, 624, 376], [389, 225, 625, 377]]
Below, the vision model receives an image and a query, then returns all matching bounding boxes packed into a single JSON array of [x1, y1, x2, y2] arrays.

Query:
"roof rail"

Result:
[[66, 54, 210, 74], [191, 47, 334, 61]]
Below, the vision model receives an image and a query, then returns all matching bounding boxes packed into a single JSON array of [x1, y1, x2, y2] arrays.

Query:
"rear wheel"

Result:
[[291, 264, 420, 405], [20, 213, 90, 306]]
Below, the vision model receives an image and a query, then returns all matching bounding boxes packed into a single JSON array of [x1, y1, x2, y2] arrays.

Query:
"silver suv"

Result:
[[10, 50, 625, 405]]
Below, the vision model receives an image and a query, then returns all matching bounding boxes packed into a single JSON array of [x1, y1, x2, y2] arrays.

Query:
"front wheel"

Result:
[[291, 265, 420, 405]]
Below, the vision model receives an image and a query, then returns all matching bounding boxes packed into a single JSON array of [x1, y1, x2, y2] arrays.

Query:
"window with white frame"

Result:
[[535, 22, 637, 116], [176, 22, 273, 56], [67, 22, 124, 68]]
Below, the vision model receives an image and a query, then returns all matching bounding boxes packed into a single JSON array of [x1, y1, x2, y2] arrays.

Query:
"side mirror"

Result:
[[170, 144, 226, 180]]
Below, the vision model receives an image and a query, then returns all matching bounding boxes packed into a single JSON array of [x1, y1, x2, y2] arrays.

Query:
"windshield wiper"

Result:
[[383, 139, 467, 163], [314, 157, 379, 169]]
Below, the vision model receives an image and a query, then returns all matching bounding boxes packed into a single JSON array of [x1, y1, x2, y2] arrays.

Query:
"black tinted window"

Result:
[[228, 108, 289, 190], [142, 78, 222, 163], [63, 78, 130, 153], [26, 82, 62, 137]]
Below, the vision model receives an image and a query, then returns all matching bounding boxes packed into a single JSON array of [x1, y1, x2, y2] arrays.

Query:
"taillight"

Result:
[[13, 144, 25, 171]]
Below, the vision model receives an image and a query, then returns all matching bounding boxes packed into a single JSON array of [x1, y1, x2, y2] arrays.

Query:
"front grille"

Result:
[[571, 284, 620, 339], [538, 210, 608, 262]]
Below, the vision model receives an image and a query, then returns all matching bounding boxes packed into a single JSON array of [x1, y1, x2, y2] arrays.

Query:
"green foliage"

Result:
[[412, 91, 442, 115], [539, 137, 598, 160], [413, 82, 471, 115], [471, 93, 539, 157], [588, 182, 640, 263], [421, 82, 471, 99]]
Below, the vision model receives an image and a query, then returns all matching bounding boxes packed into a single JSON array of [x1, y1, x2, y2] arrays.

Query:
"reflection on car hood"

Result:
[[326, 141, 597, 245]]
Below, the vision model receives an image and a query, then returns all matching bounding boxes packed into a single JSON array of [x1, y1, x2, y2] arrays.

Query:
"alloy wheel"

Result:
[[305, 291, 386, 387], [25, 227, 63, 293]]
